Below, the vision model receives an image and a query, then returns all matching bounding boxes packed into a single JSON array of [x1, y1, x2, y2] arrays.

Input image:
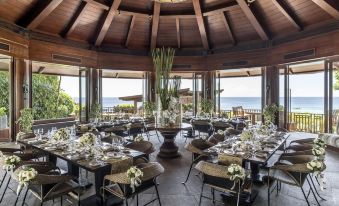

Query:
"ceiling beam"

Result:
[[125, 15, 136, 48], [37, 66, 45, 74], [83, 0, 109, 10], [94, 0, 122, 46], [192, 0, 210, 50], [220, 11, 236, 45], [271, 0, 302, 30], [150, 2, 161, 49], [176, 18, 181, 48], [24, 0, 63, 29], [235, 0, 269, 40], [62, 1, 89, 37], [311, 0, 339, 20], [203, 1, 239, 16]]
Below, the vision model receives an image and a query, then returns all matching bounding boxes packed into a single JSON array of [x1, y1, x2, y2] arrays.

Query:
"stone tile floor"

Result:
[[1, 132, 338, 206]]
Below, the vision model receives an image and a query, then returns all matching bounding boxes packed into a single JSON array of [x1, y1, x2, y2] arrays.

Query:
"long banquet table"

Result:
[[18, 138, 146, 205]]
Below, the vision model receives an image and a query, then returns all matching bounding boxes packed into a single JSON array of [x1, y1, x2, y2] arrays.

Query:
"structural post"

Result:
[[264, 66, 280, 125], [13, 58, 29, 138], [89, 68, 99, 113]]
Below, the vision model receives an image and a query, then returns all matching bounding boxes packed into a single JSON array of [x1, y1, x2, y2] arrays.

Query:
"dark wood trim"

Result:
[[329, 61, 333, 133], [25, 0, 63, 29], [235, 0, 269, 40], [192, 0, 210, 50], [61, 1, 89, 37], [176, 18, 181, 48], [125, 15, 136, 48], [28, 60, 32, 108], [150, 2, 160, 49], [83, 0, 109, 10], [311, 0, 339, 20], [324, 60, 329, 133], [271, 0, 303, 30], [94, 0, 122, 46], [9, 57, 15, 141], [202, 1, 239, 16], [220, 11, 236, 45]]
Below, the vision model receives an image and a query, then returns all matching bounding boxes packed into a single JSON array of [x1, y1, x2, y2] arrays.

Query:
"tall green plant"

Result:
[[169, 76, 181, 98], [263, 104, 278, 125], [152, 47, 175, 110], [16, 108, 34, 133], [144, 101, 156, 117], [200, 98, 214, 114], [90, 102, 101, 119]]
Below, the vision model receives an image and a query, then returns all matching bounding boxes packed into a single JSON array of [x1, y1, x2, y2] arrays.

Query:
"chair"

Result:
[[191, 120, 212, 138], [143, 117, 161, 142], [218, 154, 243, 166], [208, 133, 225, 145], [102, 162, 164, 206], [232, 106, 250, 119], [225, 127, 241, 136], [125, 141, 155, 164], [128, 123, 144, 137], [195, 161, 251, 206], [212, 121, 233, 132], [102, 134, 124, 144], [104, 126, 126, 137], [264, 155, 321, 206], [182, 139, 214, 184]]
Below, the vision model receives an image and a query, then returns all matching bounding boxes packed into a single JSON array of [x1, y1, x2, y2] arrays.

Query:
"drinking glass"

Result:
[[33, 129, 39, 139], [38, 128, 44, 140]]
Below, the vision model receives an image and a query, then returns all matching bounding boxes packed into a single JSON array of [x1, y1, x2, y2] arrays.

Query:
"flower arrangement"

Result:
[[200, 98, 214, 116], [217, 130, 224, 136], [313, 137, 326, 148], [16, 167, 38, 195], [52, 128, 70, 141], [307, 159, 325, 190], [126, 166, 143, 192], [263, 104, 278, 125], [240, 130, 253, 142], [79, 132, 96, 147], [134, 134, 144, 142], [256, 125, 269, 136], [227, 164, 246, 189], [312, 147, 325, 157], [2, 155, 21, 171]]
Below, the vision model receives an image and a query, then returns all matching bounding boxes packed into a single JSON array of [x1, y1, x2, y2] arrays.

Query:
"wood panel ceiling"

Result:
[[0, 0, 337, 52]]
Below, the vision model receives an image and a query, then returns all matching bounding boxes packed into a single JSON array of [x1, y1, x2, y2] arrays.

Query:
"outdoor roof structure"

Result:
[[0, 0, 337, 53]]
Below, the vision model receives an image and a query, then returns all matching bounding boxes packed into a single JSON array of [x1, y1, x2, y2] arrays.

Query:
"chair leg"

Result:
[[14, 186, 23, 205], [300, 186, 311, 206], [154, 181, 161, 206], [212, 188, 215, 205], [267, 179, 270, 206], [155, 131, 161, 143], [136, 194, 139, 206], [310, 176, 327, 201], [0, 175, 11, 203], [61, 196, 63, 206], [125, 199, 128, 206], [306, 177, 321, 206], [198, 183, 204, 206], [0, 171, 7, 189], [22, 188, 28, 206], [182, 162, 194, 184]]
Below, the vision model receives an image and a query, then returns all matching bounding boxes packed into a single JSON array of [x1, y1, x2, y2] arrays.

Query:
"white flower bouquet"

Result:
[[256, 125, 269, 136], [240, 130, 253, 142], [312, 146, 325, 157], [307, 159, 325, 190], [313, 137, 326, 148], [126, 166, 143, 192], [17, 167, 38, 195], [79, 132, 96, 147], [134, 134, 144, 142], [2, 155, 21, 171], [227, 164, 246, 182], [217, 130, 225, 136], [16, 131, 27, 140], [52, 128, 70, 142]]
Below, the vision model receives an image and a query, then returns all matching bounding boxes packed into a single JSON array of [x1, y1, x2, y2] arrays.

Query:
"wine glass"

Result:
[[38, 128, 44, 140], [33, 129, 39, 139]]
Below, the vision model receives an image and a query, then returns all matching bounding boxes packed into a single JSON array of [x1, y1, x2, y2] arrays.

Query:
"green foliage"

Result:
[[263, 104, 279, 125], [32, 74, 75, 120], [182, 103, 193, 113], [0, 72, 9, 116], [16, 108, 33, 133], [0, 107, 6, 116], [144, 101, 156, 117], [90, 102, 101, 119], [335, 71, 339, 90], [200, 98, 214, 114], [152, 47, 175, 110], [169, 76, 181, 98]]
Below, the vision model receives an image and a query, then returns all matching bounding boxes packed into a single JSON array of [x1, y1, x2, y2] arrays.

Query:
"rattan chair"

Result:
[[104, 126, 126, 137], [125, 141, 155, 164], [128, 123, 145, 137], [225, 127, 241, 136], [195, 161, 251, 206], [102, 162, 164, 206], [212, 121, 234, 132], [208, 133, 225, 145], [182, 139, 214, 184], [102, 134, 124, 144], [191, 120, 213, 138], [264, 155, 321, 206]]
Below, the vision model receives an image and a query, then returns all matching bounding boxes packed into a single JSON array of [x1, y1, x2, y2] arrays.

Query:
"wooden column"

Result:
[[264, 66, 280, 125], [204, 71, 213, 100], [13, 58, 29, 137], [89, 68, 99, 108]]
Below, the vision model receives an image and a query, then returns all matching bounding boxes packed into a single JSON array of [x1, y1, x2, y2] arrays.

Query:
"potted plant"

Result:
[[16, 108, 34, 140], [90, 103, 101, 123], [200, 98, 214, 118], [0, 107, 7, 129], [144, 101, 156, 118], [263, 103, 279, 126]]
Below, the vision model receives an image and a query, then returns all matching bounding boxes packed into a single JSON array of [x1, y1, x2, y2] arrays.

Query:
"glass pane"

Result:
[[0, 54, 11, 133], [332, 61, 339, 133]]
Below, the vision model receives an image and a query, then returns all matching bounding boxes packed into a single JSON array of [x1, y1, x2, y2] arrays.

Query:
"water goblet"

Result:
[[33, 129, 39, 139]]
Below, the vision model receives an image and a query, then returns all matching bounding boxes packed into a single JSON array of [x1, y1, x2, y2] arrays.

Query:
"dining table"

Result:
[[205, 132, 290, 181], [18, 137, 146, 205]]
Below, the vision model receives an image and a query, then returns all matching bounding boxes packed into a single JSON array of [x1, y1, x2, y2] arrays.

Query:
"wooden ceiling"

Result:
[[0, 0, 338, 53]]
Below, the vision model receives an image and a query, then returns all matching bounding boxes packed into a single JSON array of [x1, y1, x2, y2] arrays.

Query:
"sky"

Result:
[[60, 72, 339, 98]]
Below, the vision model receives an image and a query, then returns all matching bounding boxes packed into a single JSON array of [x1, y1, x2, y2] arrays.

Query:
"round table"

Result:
[[149, 123, 192, 159]]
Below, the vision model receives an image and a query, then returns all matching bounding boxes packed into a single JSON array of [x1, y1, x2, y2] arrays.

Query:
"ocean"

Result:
[[74, 97, 339, 114]]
